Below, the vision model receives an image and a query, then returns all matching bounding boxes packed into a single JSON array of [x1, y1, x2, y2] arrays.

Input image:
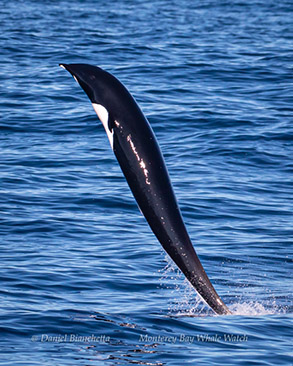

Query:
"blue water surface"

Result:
[[1, 0, 292, 365]]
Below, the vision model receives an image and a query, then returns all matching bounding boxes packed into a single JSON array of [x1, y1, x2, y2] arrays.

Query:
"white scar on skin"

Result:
[[92, 103, 114, 149], [127, 134, 150, 185]]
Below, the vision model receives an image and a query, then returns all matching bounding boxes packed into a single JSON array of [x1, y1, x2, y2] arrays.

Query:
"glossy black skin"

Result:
[[60, 63, 231, 315]]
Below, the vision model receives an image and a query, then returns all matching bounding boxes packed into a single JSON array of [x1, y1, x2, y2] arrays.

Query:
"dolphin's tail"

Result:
[[168, 240, 231, 315]]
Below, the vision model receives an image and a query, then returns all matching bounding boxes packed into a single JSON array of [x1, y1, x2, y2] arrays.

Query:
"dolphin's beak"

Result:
[[60, 63, 99, 103], [59, 63, 69, 72], [60, 64, 80, 83]]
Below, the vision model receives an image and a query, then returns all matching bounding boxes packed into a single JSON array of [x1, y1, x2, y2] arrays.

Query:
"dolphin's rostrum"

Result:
[[60, 63, 231, 315]]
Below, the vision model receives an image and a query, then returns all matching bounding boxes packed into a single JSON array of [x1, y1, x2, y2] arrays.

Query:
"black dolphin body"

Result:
[[60, 63, 231, 315]]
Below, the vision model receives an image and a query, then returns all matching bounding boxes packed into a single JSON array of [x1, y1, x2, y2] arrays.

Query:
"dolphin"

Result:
[[60, 63, 231, 315]]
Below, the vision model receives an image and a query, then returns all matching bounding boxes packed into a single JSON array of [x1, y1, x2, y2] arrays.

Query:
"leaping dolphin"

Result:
[[60, 63, 231, 315]]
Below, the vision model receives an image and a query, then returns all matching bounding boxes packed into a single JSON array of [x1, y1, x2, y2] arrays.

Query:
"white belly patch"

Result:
[[92, 103, 114, 149]]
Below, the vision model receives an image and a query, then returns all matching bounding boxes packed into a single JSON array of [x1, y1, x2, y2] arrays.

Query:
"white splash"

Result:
[[158, 254, 286, 317], [229, 301, 281, 316], [158, 254, 212, 317]]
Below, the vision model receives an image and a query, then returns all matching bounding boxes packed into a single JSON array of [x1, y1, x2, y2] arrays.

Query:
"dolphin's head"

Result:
[[60, 63, 138, 148], [60, 63, 143, 149], [60, 64, 121, 105], [59, 64, 135, 114]]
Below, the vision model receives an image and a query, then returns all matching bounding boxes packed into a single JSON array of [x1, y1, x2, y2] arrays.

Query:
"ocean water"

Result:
[[1, 0, 292, 364]]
